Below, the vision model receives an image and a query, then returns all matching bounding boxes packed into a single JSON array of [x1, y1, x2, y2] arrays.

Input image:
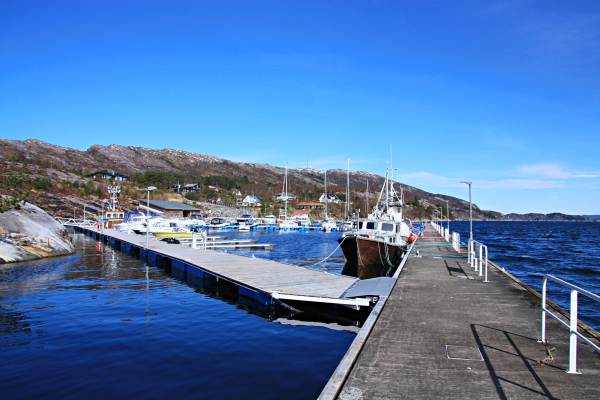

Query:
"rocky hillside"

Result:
[[0, 198, 74, 263], [0, 139, 583, 221]]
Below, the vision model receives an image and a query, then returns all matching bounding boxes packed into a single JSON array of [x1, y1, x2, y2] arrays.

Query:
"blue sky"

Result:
[[1, 1, 599, 214]]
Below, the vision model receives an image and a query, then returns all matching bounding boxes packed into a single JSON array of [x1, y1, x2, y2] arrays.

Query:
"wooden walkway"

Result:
[[325, 224, 600, 399], [81, 228, 364, 306]]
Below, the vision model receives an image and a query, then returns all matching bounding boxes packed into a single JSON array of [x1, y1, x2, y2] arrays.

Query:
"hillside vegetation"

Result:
[[0, 139, 584, 221]]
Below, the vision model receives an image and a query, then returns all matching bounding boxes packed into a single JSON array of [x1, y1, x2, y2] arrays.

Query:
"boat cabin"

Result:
[[104, 210, 125, 228], [356, 220, 411, 244]]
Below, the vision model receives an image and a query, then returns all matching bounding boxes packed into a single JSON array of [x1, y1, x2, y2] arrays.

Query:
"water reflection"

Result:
[[0, 234, 356, 400]]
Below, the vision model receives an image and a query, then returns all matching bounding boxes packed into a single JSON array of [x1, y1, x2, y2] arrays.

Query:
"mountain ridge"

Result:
[[0, 139, 590, 221]]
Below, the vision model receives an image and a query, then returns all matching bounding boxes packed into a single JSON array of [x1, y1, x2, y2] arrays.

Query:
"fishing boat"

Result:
[[102, 185, 126, 229], [339, 171, 413, 279]]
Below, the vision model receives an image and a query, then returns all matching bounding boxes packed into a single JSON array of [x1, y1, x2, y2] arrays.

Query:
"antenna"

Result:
[[346, 159, 350, 219], [107, 185, 121, 211], [365, 178, 369, 218]]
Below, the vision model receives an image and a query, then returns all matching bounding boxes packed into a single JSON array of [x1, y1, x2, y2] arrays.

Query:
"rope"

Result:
[[356, 235, 364, 267], [308, 236, 347, 267]]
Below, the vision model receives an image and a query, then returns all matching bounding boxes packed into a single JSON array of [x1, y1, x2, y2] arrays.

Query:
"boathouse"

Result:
[[138, 199, 201, 218]]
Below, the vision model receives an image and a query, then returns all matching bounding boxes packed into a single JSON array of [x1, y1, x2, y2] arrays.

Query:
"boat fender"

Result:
[[407, 235, 416, 244]]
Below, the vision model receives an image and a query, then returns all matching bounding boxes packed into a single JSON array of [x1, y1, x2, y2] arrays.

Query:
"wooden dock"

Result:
[[77, 227, 371, 308], [321, 224, 600, 399]]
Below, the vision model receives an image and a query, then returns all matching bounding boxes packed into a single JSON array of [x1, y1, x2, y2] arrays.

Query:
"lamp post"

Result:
[[145, 186, 157, 251], [445, 199, 450, 232], [439, 206, 444, 235], [460, 181, 473, 256]]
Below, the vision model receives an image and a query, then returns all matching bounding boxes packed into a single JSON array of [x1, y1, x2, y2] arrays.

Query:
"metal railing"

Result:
[[430, 221, 450, 242], [191, 231, 208, 250], [540, 274, 600, 374], [55, 217, 97, 228], [468, 239, 489, 282]]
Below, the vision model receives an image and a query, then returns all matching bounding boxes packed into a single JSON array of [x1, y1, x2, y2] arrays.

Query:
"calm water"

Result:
[[0, 231, 354, 400], [450, 221, 600, 330], [1, 223, 599, 398]]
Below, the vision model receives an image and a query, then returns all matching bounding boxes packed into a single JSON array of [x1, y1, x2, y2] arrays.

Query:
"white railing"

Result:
[[468, 239, 489, 282], [540, 274, 600, 374], [55, 217, 96, 228], [191, 231, 208, 250]]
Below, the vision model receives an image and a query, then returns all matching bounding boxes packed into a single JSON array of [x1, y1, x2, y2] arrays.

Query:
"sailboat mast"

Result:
[[324, 169, 328, 219], [284, 165, 288, 219], [346, 159, 350, 219]]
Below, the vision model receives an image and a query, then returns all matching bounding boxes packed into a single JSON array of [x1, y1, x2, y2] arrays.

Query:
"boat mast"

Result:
[[389, 145, 393, 210], [324, 169, 328, 219], [346, 159, 350, 219], [385, 167, 389, 212], [365, 178, 369, 218], [284, 165, 288, 219]]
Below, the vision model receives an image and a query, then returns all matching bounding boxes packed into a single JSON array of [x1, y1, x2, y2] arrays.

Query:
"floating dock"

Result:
[[74, 227, 376, 308], [320, 224, 600, 399]]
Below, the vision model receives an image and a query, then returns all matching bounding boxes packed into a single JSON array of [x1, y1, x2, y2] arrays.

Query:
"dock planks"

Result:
[[327, 224, 600, 399], [94, 228, 358, 301]]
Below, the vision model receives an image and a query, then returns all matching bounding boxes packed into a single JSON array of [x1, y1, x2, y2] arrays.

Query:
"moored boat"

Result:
[[152, 229, 194, 239], [339, 170, 412, 279]]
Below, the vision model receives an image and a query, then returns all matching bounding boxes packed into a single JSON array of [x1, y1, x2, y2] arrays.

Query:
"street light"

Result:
[[145, 186, 157, 251], [460, 181, 473, 254], [445, 199, 450, 232], [439, 206, 444, 235]]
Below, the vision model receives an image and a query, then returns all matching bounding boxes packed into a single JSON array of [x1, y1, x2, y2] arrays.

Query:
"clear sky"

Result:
[[1, 1, 599, 214]]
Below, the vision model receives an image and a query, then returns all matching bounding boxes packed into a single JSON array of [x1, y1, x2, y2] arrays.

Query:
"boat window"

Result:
[[382, 223, 394, 232], [366, 222, 376, 230], [359, 222, 363, 229]]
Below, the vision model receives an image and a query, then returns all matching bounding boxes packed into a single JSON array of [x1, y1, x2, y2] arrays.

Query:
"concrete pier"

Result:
[[322, 224, 600, 399]]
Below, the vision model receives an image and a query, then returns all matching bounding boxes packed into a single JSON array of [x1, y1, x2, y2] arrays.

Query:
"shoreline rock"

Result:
[[0, 200, 74, 264]]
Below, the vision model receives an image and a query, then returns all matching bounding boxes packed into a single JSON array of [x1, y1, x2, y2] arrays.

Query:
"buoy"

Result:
[[407, 235, 416, 244]]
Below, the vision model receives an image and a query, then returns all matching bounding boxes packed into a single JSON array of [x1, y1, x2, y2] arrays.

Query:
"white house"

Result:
[[241, 195, 261, 207], [276, 193, 296, 201], [319, 193, 341, 204]]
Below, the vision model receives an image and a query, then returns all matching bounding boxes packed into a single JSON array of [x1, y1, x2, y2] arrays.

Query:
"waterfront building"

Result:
[[137, 199, 201, 218]]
